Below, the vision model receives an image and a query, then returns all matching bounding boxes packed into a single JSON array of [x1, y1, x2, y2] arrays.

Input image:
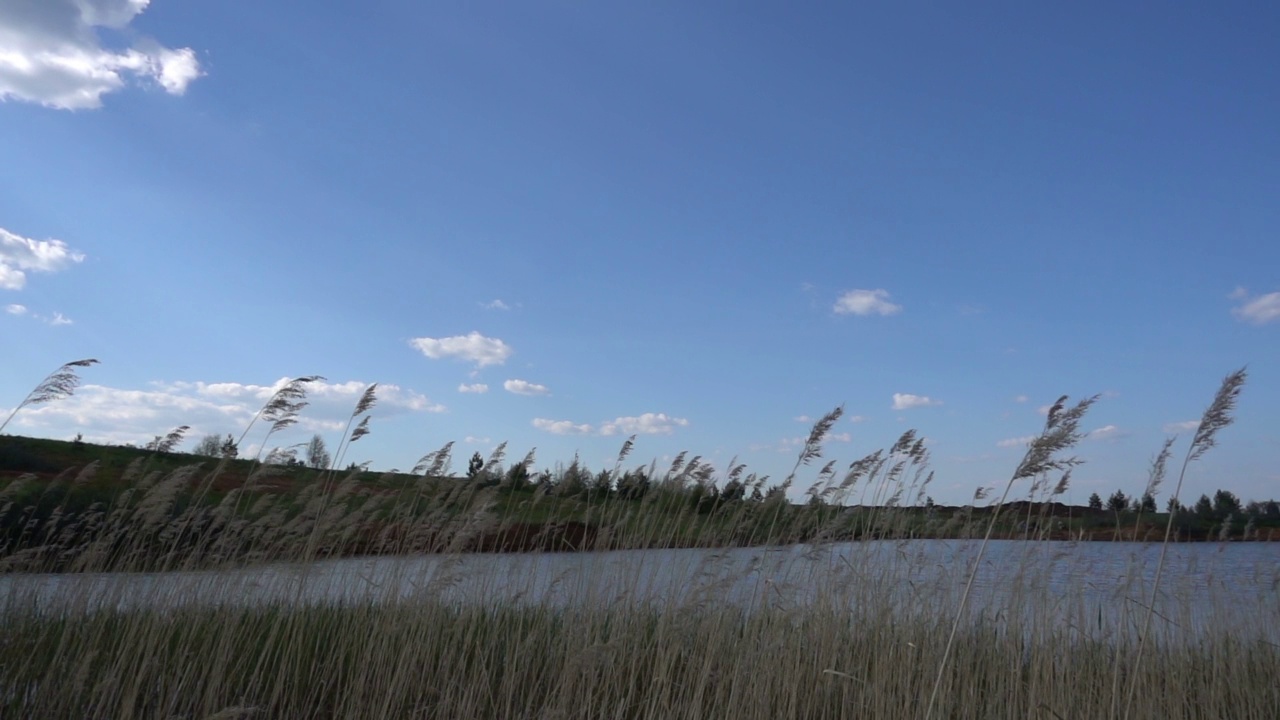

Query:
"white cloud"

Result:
[[532, 418, 593, 435], [1231, 290, 1280, 325], [891, 393, 941, 410], [1088, 425, 1127, 442], [409, 332, 512, 367], [1014, 395, 1029, 404], [0, 0, 201, 110], [504, 379, 549, 396], [4, 303, 26, 315], [833, 289, 902, 317], [1036, 405, 1053, 416], [0, 227, 85, 290], [481, 299, 511, 310], [794, 415, 813, 423], [6, 376, 445, 448], [45, 311, 73, 326], [464, 435, 492, 444], [828, 432, 852, 443], [458, 383, 489, 394], [1163, 420, 1200, 434], [848, 415, 867, 424], [600, 413, 689, 436], [996, 435, 1036, 449]]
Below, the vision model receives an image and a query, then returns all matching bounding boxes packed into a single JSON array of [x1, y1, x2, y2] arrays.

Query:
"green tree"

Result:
[[193, 433, 223, 457], [1193, 494, 1214, 518], [1213, 489, 1241, 518], [305, 434, 331, 469], [467, 452, 484, 479], [1138, 493, 1157, 514], [1087, 492, 1103, 511], [219, 434, 239, 460], [1106, 490, 1129, 513]]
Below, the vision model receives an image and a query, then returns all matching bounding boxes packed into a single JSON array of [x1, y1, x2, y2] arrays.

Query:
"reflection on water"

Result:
[[4, 540, 1278, 640]]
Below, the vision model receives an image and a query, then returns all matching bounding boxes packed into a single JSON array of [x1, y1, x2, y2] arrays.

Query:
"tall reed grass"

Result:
[[0, 362, 1276, 719]]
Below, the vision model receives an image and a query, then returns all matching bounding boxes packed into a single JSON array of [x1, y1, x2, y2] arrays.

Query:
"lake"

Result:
[[4, 539, 1278, 641]]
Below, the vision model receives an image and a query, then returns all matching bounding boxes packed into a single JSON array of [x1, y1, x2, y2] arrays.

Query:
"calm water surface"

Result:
[[4, 540, 1278, 639]]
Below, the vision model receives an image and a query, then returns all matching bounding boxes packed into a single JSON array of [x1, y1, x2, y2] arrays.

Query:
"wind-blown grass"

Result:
[[0, 362, 1276, 719]]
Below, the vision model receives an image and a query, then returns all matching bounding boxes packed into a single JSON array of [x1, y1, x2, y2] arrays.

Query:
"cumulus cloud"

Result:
[[458, 383, 489, 394], [1163, 420, 1200, 434], [409, 332, 512, 367], [503, 379, 549, 396], [1087, 425, 1128, 442], [600, 413, 689, 436], [5, 376, 445, 447], [532, 418, 593, 435], [0, 227, 85, 290], [4, 303, 26, 315], [1231, 289, 1280, 325], [0, 0, 201, 110], [891, 393, 941, 410], [833, 289, 902, 317], [996, 435, 1036, 449]]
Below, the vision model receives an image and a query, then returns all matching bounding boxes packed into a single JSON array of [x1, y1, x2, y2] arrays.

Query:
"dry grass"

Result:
[[0, 364, 1277, 719]]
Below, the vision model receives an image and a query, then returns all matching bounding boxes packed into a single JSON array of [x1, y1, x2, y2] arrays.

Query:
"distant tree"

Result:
[[467, 452, 484, 479], [1213, 489, 1241, 518], [72, 432, 83, 445], [1166, 497, 1184, 514], [750, 485, 765, 503], [721, 478, 746, 503], [193, 434, 222, 457], [1193, 494, 1214, 518], [589, 470, 613, 500], [1264, 500, 1280, 519], [1106, 490, 1129, 513], [305, 434, 331, 470], [1138, 493, 1157, 514], [502, 462, 530, 490], [616, 469, 650, 501], [1087, 493, 1103, 511], [219, 434, 239, 460]]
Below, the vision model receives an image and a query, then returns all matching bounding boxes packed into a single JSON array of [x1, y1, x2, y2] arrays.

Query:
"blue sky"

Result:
[[2, 0, 1277, 505]]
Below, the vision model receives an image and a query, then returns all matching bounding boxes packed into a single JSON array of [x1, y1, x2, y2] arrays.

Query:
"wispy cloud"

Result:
[[1163, 420, 1200, 434], [1230, 288, 1280, 325], [531, 418, 593, 435], [833, 289, 902, 317], [892, 393, 941, 410], [464, 435, 492, 444], [504, 379, 550, 396], [0, 227, 84, 290], [0, 0, 201, 110], [4, 375, 443, 448], [1087, 425, 1128, 442], [46, 312, 72, 326], [4, 303, 26, 315], [457, 383, 489, 394], [481, 299, 511, 310], [996, 435, 1036, 449], [600, 413, 689, 436], [1013, 395, 1029, 404], [409, 332, 513, 367]]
